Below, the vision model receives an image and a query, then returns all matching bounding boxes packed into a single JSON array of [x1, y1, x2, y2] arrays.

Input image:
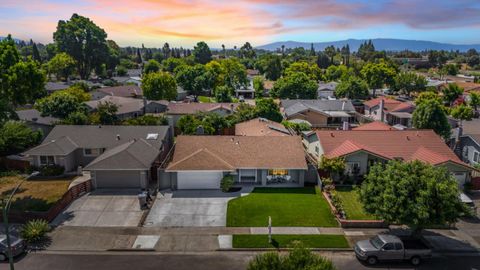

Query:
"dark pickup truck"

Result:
[[355, 234, 432, 266]]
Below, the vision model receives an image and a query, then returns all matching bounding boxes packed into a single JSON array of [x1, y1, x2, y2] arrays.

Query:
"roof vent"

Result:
[[406, 135, 410, 141], [330, 132, 334, 137], [116, 134, 121, 140], [146, 133, 159, 140]]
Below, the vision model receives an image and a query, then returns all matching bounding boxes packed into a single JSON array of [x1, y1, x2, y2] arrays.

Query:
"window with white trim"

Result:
[[474, 151, 479, 163], [39, 156, 54, 166]]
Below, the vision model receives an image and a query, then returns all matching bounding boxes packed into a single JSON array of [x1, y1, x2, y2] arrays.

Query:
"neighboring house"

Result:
[[91, 85, 143, 100], [235, 118, 291, 136], [23, 125, 172, 189], [454, 119, 480, 167], [112, 77, 142, 86], [176, 87, 188, 101], [352, 121, 393, 131], [317, 82, 338, 100], [364, 97, 415, 128], [85, 96, 168, 120], [16, 109, 59, 138], [280, 99, 356, 128], [163, 136, 308, 189], [45, 82, 69, 94], [166, 102, 239, 128], [303, 129, 472, 188], [235, 79, 255, 99]]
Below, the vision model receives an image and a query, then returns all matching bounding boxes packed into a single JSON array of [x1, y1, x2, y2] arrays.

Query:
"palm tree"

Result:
[[281, 44, 285, 57], [221, 44, 226, 58]]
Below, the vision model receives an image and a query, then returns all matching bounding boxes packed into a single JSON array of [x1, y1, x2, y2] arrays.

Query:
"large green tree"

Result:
[[53, 13, 109, 79], [35, 88, 88, 118], [255, 98, 283, 122], [192, 41, 212, 64], [271, 72, 317, 99], [0, 121, 42, 156], [360, 160, 465, 233], [143, 59, 161, 74], [361, 61, 396, 97], [47, 52, 76, 81], [325, 65, 352, 82], [442, 83, 463, 106], [391, 72, 427, 97], [142, 71, 177, 100], [252, 76, 265, 98], [469, 92, 480, 110], [284, 61, 323, 81], [412, 99, 451, 139], [256, 55, 282, 81], [451, 104, 474, 122], [175, 64, 212, 101], [335, 76, 369, 99]]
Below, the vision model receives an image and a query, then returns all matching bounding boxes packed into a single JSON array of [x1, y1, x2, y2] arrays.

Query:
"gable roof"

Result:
[[84, 139, 160, 170], [166, 136, 308, 171], [96, 85, 143, 98], [353, 121, 393, 131], [166, 102, 239, 115], [16, 109, 59, 126], [45, 82, 69, 92], [318, 82, 338, 91], [281, 100, 355, 118], [316, 130, 468, 167], [364, 97, 414, 112], [24, 125, 169, 156], [85, 96, 144, 115], [235, 118, 291, 136]]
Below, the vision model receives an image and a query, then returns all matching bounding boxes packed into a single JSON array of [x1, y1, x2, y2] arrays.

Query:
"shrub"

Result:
[[221, 175, 234, 192], [21, 219, 50, 243], [39, 165, 64, 176]]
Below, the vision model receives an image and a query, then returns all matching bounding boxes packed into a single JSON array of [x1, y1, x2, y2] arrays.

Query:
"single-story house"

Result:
[[235, 118, 291, 136], [163, 136, 308, 189], [85, 96, 168, 120], [235, 79, 255, 99], [91, 85, 143, 100], [16, 109, 59, 138], [317, 82, 338, 100], [23, 125, 172, 189], [458, 134, 480, 167], [280, 99, 356, 128], [166, 102, 239, 128], [303, 129, 472, 188], [364, 97, 415, 128]]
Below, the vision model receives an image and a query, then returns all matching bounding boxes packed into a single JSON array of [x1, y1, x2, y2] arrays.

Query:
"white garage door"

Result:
[[95, 170, 143, 189], [177, 171, 223, 189], [452, 172, 467, 189]]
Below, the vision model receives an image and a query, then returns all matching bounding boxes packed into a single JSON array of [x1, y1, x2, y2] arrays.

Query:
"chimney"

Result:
[[342, 121, 350, 131], [379, 98, 385, 122], [116, 134, 121, 140]]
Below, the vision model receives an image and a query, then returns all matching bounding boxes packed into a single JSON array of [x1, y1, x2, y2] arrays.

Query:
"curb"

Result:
[[106, 248, 156, 252], [218, 248, 354, 252]]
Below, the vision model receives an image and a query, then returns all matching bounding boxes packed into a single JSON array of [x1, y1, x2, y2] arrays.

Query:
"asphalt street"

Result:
[[1, 252, 479, 270]]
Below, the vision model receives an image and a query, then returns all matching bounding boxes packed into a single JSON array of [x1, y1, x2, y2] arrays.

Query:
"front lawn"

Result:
[[227, 187, 338, 227], [0, 176, 72, 212], [198, 96, 214, 103], [336, 186, 376, 220], [232, 234, 349, 248]]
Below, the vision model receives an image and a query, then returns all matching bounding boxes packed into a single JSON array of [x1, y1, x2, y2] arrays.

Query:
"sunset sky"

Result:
[[1, 0, 480, 48]]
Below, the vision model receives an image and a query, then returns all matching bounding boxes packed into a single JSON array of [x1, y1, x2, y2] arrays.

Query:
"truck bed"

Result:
[[401, 238, 430, 250]]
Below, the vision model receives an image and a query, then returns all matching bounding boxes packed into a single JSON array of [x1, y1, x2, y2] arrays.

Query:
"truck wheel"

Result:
[[411, 256, 421, 266], [367, 256, 378, 265], [0, 253, 6, 261]]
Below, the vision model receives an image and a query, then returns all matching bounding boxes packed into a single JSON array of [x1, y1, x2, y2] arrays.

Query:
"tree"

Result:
[[325, 65, 352, 81], [318, 156, 345, 180], [316, 52, 330, 69], [177, 114, 217, 135], [53, 13, 109, 79], [469, 92, 480, 111], [247, 243, 335, 270], [47, 52, 76, 81], [123, 114, 168, 125], [357, 40, 376, 61], [415, 91, 442, 106], [467, 55, 480, 68], [412, 99, 451, 139], [161, 57, 186, 73], [239, 42, 256, 59], [6, 59, 46, 106], [142, 71, 177, 101], [255, 98, 282, 122], [282, 121, 310, 134], [284, 61, 323, 81], [391, 72, 427, 97], [175, 64, 212, 101], [253, 76, 265, 98], [93, 101, 119, 125], [428, 50, 448, 67], [335, 76, 369, 99], [360, 160, 465, 233], [257, 55, 282, 81], [324, 45, 336, 64], [442, 83, 464, 106], [215, 58, 248, 89], [32, 42, 41, 63], [35, 87, 88, 118], [63, 111, 90, 125], [63, 86, 91, 102], [361, 61, 396, 97], [192, 41, 212, 64], [162, 42, 171, 59], [451, 104, 474, 122], [214, 85, 233, 102], [143, 59, 161, 74], [442, 63, 459, 76], [0, 121, 42, 156], [271, 73, 317, 99]]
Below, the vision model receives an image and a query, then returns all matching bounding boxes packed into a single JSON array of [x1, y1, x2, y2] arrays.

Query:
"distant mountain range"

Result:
[[256, 38, 480, 52]]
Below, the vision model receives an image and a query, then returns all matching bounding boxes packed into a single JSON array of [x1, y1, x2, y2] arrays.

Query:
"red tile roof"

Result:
[[316, 130, 467, 167], [353, 121, 393, 131], [364, 97, 414, 112]]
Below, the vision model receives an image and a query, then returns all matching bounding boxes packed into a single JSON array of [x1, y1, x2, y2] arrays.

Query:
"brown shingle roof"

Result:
[[364, 97, 414, 112], [98, 85, 143, 98], [235, 118, 291, 136], [316, 130, 467, 167], [166, 102, 239, 115], [166, 136, 308, 171]]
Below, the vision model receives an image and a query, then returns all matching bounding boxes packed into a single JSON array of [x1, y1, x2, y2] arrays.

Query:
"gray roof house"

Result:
[[23, 125, 172, 189], [16, 109, 59, 138], [90, 85, 143, 100], [85, 96, 168, 120], [280, 99, 356, 128], [317, 82, 338, 99], [455, 119, 480, 167], [45, 82, 69, 94]]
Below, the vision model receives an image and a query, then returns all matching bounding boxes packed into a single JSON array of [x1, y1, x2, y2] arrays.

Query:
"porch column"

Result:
[[140, 171, 147, 188], [299, 170, 305, 186], [261, 170, 267, 186], [255, 169, 258, 184], [238, 169, 241, 183]]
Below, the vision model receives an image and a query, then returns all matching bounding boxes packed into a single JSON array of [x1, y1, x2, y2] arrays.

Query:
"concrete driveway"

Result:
[[143, 189, 246, 227], [52, 189, 144, 227]]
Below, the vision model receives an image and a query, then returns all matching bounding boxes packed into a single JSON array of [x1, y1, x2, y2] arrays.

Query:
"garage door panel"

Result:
[[95, 170, 142, 189], [177, 171, 222, 189]]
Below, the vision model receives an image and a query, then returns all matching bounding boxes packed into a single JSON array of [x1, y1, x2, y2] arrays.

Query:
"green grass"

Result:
[[232, 234, 349, 248], [227, 187, 338, 227], [198, 96, 214, 103], [336, 187, 376, 220]]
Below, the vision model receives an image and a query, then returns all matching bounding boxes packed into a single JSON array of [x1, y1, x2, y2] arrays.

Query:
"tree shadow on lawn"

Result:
[[252, 187, 316, 194], [8, 196, 53, 212]]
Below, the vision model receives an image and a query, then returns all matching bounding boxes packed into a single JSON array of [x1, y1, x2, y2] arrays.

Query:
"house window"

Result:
[[40, 156, 54, 166], [474, 151, 479, 163], [84, 148, 103, 156], [315, 145, 319, 155], [346, 162, 360, 175], [268, 169, 288, 176]]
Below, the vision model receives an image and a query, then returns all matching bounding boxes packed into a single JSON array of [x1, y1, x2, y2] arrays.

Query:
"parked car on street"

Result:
[[355, 234, 432, 266], [0, 234, 26, 261]]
